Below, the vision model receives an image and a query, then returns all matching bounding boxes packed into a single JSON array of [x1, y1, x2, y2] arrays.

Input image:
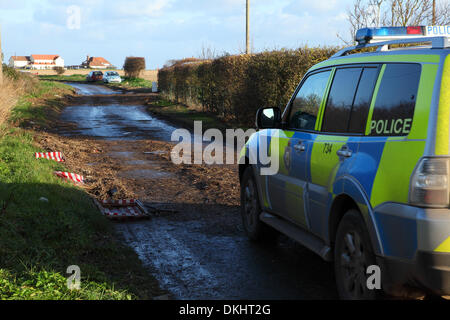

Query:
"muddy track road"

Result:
[[53, 83, 338, 300]]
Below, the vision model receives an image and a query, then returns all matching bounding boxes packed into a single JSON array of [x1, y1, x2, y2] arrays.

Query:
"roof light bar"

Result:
[[355, 26, 450, 45]]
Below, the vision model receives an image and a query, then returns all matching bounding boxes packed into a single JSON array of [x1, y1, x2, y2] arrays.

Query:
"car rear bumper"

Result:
[[416, 251, 450, 294], [373, 203, 450, 295], [378, 251, 450, 296]]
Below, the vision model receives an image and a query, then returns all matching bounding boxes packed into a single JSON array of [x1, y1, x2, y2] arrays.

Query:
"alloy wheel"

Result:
[[339, 230, 370, 299], [244, 179, 258, 231]]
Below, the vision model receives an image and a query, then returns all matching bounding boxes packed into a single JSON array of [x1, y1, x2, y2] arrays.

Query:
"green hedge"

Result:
[[158, 47, 339, 126]]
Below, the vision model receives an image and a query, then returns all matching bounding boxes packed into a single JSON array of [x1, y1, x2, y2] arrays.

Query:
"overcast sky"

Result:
[[0, 0, 353, 69]]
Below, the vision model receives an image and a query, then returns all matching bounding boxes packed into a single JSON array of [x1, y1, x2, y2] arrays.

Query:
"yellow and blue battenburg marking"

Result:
[[240, 39, 450, 260], [435, 237, 450, 253]]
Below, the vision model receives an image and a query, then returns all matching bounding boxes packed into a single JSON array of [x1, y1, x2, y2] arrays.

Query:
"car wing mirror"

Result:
[[256, 107, 282, 130]]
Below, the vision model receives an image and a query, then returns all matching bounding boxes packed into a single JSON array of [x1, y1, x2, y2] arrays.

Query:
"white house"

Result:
[[9, 56, 31, 68], [29, 55, 64, 70], [82, 56, 112, 69], [8, 54, 65, 70]]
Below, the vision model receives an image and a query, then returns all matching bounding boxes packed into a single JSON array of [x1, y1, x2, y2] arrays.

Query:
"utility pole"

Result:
[[246, 0, 250, 54], [433, 0, 437, 25]]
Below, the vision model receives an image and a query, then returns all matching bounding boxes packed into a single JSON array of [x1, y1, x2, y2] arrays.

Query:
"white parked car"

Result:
[[103, 71, 122, 84]]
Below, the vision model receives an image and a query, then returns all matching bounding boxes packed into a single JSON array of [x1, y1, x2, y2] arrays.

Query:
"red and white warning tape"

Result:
[[103, 206, 143, 217], [93, 199, 149, 219], [35, 152, 65, 162], [54, 171, 84, 184]]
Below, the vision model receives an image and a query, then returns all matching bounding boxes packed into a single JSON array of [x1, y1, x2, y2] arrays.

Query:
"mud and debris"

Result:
[[35, 83, 338, 300], [37, 134, 240, 206]]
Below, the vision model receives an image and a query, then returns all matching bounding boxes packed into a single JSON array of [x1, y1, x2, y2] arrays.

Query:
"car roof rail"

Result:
[[332, 26, 450, 58]]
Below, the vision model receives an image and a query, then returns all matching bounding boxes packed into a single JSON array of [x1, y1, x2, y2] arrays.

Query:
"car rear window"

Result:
[[369, 64, 421, 136]]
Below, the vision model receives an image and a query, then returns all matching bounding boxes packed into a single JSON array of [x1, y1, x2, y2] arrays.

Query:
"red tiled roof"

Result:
[[31, 54, 60, 61], [11, 56, 30, 61], [88, 57, 111, 67]]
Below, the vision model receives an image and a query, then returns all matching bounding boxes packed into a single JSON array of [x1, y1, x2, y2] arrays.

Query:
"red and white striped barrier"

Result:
[[103, 206, 143, 218], [35, 152, 65, 162], [94, 199, 149, 220], [54, 171, 84, 184]]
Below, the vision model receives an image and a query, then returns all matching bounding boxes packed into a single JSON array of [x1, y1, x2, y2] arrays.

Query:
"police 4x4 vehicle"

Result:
[[240, 26, 450, 299]]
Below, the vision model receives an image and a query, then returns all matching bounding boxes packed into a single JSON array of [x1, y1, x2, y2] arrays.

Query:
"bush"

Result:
[[2, 65, 20, 81], [158, 47, 339, 126], [0, 66, 37, 125], [123, 57, 146, 78], [54, 67, 65, 75]]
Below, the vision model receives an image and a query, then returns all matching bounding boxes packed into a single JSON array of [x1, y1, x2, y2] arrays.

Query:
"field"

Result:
[[31, 69, 158, 82]]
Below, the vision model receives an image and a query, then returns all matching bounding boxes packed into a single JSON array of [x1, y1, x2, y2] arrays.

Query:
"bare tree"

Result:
[[198, 44, 218, 60], [338, 0, 371, 44], [389, 0, 433, 26], [341, 0, 450, 44], [388, 0, 450, 25], [435, 0, 450, 24], [339, 0, 388, 45], [370, 0, 386, 26]]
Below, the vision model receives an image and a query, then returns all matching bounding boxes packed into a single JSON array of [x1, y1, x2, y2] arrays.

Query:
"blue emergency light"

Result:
[[333, 26, 450, 58], [355, 26, 425, 44]]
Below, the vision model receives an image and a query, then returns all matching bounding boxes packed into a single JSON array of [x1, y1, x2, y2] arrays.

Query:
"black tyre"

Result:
[[240, 167, 277, 242], [334, 210, 380, 300]]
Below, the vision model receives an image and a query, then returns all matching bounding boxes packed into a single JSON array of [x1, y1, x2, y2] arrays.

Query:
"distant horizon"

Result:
[[0, 0, 352, 69]]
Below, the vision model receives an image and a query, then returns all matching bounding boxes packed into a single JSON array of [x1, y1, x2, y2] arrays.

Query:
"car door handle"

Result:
[[294, 143, 306, 153], [337, 146, 353, 158]]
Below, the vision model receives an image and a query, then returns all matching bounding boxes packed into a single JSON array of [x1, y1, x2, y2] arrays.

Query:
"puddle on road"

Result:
[[108, 151, 136, 159], [66, 82, 121, 95], [125, 160, 149, 165], [60, 105, 178, 141], [119, 169, 174, 179], [144, 150, 167, 155]]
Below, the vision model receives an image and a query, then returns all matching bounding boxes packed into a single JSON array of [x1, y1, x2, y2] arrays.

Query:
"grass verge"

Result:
[[38, 74, 86, 82], [0, 79, 162, 300], [118, 77, 153, 88], [9, 81, 74, 128], [39, 75, 154, 90], [105, 77, 154, 92]]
